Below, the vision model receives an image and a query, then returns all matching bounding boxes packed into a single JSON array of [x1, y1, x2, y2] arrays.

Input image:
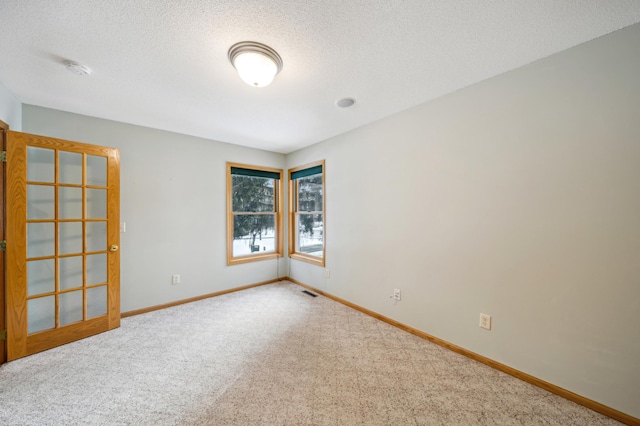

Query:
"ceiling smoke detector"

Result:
[[228, 41, 283, 87], [64, 60, 92, 76]]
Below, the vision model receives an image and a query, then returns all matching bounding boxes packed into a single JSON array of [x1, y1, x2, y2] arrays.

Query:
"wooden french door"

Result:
[[5, 131, 120, 361]]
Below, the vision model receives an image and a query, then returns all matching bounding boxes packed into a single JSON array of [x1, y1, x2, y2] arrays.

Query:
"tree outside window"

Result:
[[289, 161, 325, 266], [227, 163, 283, 265]]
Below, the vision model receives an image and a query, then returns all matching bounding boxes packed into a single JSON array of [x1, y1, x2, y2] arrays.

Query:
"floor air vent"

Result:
[[302, 290, 318, 297]]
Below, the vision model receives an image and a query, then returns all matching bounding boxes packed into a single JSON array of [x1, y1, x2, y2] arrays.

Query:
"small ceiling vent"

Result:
[[336, 97, 356, 108]]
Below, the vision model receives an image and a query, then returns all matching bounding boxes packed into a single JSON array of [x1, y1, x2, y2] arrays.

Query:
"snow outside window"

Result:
[[289, 161, 325, 266], [227, 163, 283, 265]]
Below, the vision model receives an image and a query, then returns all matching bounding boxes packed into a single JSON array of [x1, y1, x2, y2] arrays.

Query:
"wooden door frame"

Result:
[[0, 119, 8, 365]]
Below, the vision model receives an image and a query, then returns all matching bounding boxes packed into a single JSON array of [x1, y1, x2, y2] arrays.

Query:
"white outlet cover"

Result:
[[393, 289, 401, 301], [479, 313, 492, 330]]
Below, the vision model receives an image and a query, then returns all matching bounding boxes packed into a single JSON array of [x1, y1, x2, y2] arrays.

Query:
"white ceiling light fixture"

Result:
[[63, 60, 92, 76], [228, 41, 283, 88]]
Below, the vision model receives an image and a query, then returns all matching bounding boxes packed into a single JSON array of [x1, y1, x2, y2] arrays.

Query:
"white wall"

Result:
[[287, 24, 640, 417], [0, 81, 22, 130], [22, 106, 288, 312]]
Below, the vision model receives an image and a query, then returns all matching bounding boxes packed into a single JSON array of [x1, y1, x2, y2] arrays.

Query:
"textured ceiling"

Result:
[[1, 1, 640, 154]]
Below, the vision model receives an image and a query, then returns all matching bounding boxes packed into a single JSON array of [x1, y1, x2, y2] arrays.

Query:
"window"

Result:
[[288, 160, 325, 266], [227, 163, 283, 265]]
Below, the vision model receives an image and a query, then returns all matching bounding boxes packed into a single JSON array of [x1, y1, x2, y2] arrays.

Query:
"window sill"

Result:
[[289, 252, 325, 267], [228, 252, 282, 266]]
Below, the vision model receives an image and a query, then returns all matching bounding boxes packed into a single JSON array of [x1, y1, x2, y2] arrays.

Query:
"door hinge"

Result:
[[0, 241, 5, 251], [0, 151, 6, 162], [0, 330, 6, 341]]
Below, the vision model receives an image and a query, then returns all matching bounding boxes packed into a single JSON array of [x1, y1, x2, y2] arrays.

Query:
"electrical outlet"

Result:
[[393, 288, 401, 301], [325, 268, 330, 278], [479, 313, 491, 330], [172, 274, 180, 285]]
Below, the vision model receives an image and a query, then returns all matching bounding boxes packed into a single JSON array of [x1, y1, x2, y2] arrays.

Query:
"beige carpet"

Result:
[[0, 281, 619, 425]]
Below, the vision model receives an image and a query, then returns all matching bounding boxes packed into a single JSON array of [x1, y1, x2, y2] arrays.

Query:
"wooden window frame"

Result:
[[288, 160, 325, 267], [226, 162, 283, 265]]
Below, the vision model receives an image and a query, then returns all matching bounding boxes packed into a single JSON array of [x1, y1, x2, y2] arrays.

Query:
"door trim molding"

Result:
[[0, 119, 8, 365]]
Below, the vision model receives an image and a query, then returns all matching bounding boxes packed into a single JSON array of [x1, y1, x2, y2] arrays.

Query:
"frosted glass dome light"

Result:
[[228, 42, 283, 88]]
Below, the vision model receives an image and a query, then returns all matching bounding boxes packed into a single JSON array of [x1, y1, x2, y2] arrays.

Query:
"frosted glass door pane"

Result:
[[59, 151, 83, 184], [59, 256, 83, 290], [28, 296, 55, 334], [60, 291, 83, 325], [27, 259, 55, 296], [87, 189, 106, 218], [27, 222, 55, 258], [87, 286, 107, 318], [87, 155, 107, 186], [59, 187, 83, 219], [87, 254, 106, 285], [27, 147, 54, 182], [59, 222, 83, 255], [27, 185, 55, 219], [86, 221, 107, 252]]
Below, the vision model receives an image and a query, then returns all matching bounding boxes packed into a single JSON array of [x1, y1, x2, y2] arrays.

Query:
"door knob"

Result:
[[109, 245, 119, 252]]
